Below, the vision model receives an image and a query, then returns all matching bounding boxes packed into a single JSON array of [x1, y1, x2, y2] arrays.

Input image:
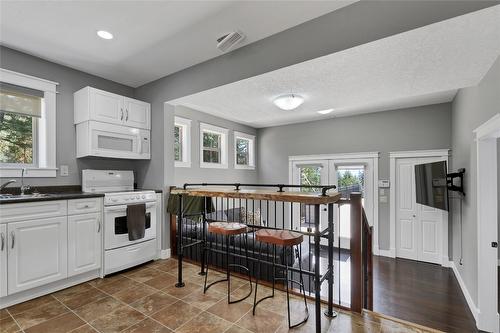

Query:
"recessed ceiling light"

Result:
[[97, 30, 113, 40], [273, 94, 304, 111], [317, 109, 334, 115]]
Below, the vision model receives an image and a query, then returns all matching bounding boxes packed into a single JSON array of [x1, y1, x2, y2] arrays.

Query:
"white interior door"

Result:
[[395, 157, 445, 264]]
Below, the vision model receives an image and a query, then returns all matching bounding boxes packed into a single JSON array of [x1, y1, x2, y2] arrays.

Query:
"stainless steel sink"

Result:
[[0, 193, 53, 200]]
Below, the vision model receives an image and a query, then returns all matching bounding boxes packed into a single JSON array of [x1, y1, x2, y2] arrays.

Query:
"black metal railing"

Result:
[[171, 183, 372, 332]]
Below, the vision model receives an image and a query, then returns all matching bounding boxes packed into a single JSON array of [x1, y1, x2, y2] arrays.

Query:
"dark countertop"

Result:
[[0, 191, 104, 204], [0, 185, 162, 205]]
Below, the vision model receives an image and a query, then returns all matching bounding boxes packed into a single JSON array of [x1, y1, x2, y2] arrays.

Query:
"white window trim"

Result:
[[200, 122, 228, 169], [234, 131, 255, 170], [174, 116, 191, 168], [0, 68, 58, 177]]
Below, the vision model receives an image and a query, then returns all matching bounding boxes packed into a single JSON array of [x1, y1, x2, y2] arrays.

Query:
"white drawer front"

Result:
[[0, 200, 67, 223], [104, 239, 156, 275], [68, 198, 102, 215]]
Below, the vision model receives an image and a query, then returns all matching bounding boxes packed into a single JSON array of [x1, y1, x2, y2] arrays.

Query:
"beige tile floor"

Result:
[[0, 259, 441, 333]]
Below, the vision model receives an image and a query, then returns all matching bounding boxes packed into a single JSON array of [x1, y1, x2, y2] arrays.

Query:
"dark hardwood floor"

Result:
[[373, 256, 477, 332]]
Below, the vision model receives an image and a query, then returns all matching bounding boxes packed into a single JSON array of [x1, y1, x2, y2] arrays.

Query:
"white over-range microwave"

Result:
[[76, 120, 150, 159]]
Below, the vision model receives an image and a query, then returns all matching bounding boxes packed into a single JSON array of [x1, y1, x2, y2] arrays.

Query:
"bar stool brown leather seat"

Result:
[[253, 229, 309, 328], [203, 222, 253, 304]]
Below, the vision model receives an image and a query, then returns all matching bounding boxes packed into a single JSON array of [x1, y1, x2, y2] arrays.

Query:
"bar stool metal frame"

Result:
[[253, 230, 309, 329], [202, 222, 253, 304]]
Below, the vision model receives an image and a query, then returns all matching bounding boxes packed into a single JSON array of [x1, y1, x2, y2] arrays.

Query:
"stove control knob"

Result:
[[142, 195, 145, 199], [112, 198, 117, 202]]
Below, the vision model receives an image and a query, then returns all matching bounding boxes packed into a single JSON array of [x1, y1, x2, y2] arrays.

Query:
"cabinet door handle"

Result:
[[126, 109, 129, 121], [120, 108, 124, 120], [0, 233, 4, 251], [10, 232, 14, 249], [97, 218, 101, 233]]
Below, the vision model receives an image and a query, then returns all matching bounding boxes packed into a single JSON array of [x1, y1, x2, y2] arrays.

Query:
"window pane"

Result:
[[299, 166, 322, 193], [0, 112, 34, 164], [174, 125, 182, 161], [236, 138, 249, 165], [203, 132, 220, 149], [203, 149, 220, 163]]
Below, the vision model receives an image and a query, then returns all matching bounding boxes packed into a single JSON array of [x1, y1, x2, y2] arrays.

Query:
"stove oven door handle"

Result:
[[104, 202, 156, 212], [104, 205, 128, 212]]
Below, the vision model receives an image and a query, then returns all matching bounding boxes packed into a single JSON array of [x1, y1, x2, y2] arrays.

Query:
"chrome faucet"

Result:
[[0, 179, 16, 192], [20, 168, 31, 195]]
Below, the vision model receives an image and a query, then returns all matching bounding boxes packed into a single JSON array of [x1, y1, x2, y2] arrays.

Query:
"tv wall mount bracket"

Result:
[[447, 168, 465, 196]]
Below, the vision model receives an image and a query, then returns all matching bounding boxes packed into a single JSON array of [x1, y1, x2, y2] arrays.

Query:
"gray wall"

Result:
[[257, 103, 452, 250], [134, 1, 493, 191], [450, 56, 500, 305], [0, 46, 139, 187], [174, 105, 257, 186]]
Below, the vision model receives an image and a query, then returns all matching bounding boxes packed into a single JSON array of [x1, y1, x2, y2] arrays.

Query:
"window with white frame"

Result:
[[200, 123, 228, 168], [0, 69, 58, 177], [234, 131, 255, 169], [174, 116, 191, 167]]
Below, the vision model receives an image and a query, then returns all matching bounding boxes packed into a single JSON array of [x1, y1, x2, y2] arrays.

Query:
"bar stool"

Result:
[[203, 221, 253, 303], [253, 229, 309, 329]]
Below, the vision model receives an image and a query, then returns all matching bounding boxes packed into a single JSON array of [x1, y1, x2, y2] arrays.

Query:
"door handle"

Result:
[[10, 231, 14, 249], [0, 233, 4, 251], [126, 109, 129, 121], [97, 217, 101, 233], [120, 108, 124, 120]]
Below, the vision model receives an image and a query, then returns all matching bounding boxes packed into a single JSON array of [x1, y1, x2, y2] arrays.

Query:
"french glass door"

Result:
[[292, 159, 369, 249], [291, 160, 329, 245]]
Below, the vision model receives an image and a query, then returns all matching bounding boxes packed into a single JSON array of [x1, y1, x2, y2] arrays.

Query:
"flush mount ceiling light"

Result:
[[317, 108, 334, 115], [97, 30, 113, 40], [273, 94, 304, 111]]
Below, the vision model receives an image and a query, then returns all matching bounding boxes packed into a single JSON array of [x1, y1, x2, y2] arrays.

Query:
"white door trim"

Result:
[[289, 152, 379, 254], [474, 113, 500, 333], [389, 149, 450, 261]]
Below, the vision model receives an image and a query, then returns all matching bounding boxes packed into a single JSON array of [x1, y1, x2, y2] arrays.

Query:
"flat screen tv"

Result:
[[415, 161, 448, 211]]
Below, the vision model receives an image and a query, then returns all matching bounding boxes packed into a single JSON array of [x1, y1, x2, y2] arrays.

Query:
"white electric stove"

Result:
[[82, 170, 158, 275]]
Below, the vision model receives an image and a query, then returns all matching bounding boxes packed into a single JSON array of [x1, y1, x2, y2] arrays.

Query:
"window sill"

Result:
[[0, 167, 58, 178], [200, 162, 228, 169], [175, 161, 191, 168], [235, 164, 255, 170]]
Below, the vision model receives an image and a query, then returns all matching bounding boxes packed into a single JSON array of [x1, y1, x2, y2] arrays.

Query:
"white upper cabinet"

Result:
[[74, 87, 150, 130], [123, 97, 150, 129]]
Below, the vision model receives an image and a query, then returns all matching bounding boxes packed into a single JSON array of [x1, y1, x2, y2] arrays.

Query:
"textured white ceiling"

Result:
[[169, 5, 500, 128], [0, 1, 355, 87]]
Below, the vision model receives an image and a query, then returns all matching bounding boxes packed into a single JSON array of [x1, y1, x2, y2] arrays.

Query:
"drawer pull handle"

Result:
[[84, 205, 90, 208], [10, 232, 14, 249], [0, 233, 4, 251]]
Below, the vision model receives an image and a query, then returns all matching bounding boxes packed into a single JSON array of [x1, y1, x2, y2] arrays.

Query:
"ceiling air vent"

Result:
[[216, 31, 245, 52]]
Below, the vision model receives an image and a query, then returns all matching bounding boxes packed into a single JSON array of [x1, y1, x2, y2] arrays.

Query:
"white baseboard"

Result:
[[160, 248, 171, 259], [450, 261, 479, 323], [442, 257, 452, 268], [377, 248, 396, 258]]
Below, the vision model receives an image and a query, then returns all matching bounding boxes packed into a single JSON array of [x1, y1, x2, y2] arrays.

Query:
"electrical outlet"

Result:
[[60, 165, 69, 176]]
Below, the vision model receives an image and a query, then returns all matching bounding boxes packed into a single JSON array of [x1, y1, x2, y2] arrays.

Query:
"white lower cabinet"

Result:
[[0, 224, 7, 297], [68, 213, 101, 276], [7, 216, 68, 294]]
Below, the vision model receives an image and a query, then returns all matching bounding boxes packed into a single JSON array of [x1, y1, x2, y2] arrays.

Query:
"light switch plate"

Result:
[[378, 180, 390, 188], [60, 165, 69, 176]]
